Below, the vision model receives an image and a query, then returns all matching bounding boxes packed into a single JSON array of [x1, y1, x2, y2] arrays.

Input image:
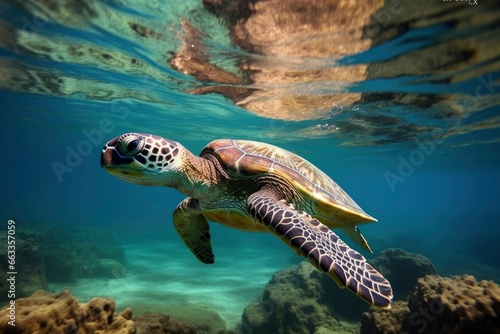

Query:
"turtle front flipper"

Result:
[[173, 197, 215, 264], [247, 190, 393, 308]]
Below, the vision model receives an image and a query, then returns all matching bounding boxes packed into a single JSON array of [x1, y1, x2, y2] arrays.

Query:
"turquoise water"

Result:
[[1, 0, 500, 332]]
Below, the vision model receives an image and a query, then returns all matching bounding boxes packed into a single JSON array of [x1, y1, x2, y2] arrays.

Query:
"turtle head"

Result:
[[101, 133, 182, 186]]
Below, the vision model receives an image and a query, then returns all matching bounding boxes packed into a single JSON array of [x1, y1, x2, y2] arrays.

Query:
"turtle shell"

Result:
[[201, 139, 376, 227]]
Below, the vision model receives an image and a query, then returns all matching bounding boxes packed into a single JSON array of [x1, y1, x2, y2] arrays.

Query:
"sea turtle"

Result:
[[101, 133, 393, 308]]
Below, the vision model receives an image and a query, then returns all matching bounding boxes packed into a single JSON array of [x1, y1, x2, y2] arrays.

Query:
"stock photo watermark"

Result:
[[7, 0, 68, 53], [5, 220, 17, 326], [5, 1, 144, 184], [51, 100, 134, 183], [442, 0, 478, 5], [401, 298, 445, 334], [363, 0, 402, 39], [384, 73, 497, 192]]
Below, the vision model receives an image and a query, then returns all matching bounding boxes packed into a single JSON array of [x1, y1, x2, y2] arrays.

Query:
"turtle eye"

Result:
[[127, 140, 139, 152], [118, 136, 144, 156]]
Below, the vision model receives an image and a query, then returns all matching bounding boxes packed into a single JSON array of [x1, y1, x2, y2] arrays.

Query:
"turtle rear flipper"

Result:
[[340, 225, 373, 253], [173, 197, 215, 264], [247, 190, 393, 308]]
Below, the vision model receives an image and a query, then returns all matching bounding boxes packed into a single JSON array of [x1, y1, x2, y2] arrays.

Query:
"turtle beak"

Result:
[[100, 146, 139, 172], [101, 142, 155, 183], [101, 134, 137, 168], [100, 147, 114, 168], [104, 166, 149, 179], [101, 135, 121, 168], [100, 146, 134, 168]]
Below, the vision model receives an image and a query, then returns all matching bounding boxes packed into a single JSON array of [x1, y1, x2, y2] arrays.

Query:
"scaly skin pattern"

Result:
[[247, 190, 393, 308], [101, 133, 393, 308], [202, 139, 376, 252], [173, 197, 215, 264]]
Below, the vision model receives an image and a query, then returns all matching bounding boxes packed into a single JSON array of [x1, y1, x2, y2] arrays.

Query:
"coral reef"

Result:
[[0, 289, 230, 334], [19, 225, 126, 282], [371, 248, 436, 300], [0, 290, 134, 334], [164, 305, 227, 334], [360, 300, 409, 334], [133, 304, 228, 334], [0, 235, 47, 300], [134, 312, 196, 334], [238, 248, 437, 332], [238, 262, 362, 334], [360, 275, 500, 334]]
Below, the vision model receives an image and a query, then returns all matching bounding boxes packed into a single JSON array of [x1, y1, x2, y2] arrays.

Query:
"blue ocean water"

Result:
[[1, 0, 500, 331]]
